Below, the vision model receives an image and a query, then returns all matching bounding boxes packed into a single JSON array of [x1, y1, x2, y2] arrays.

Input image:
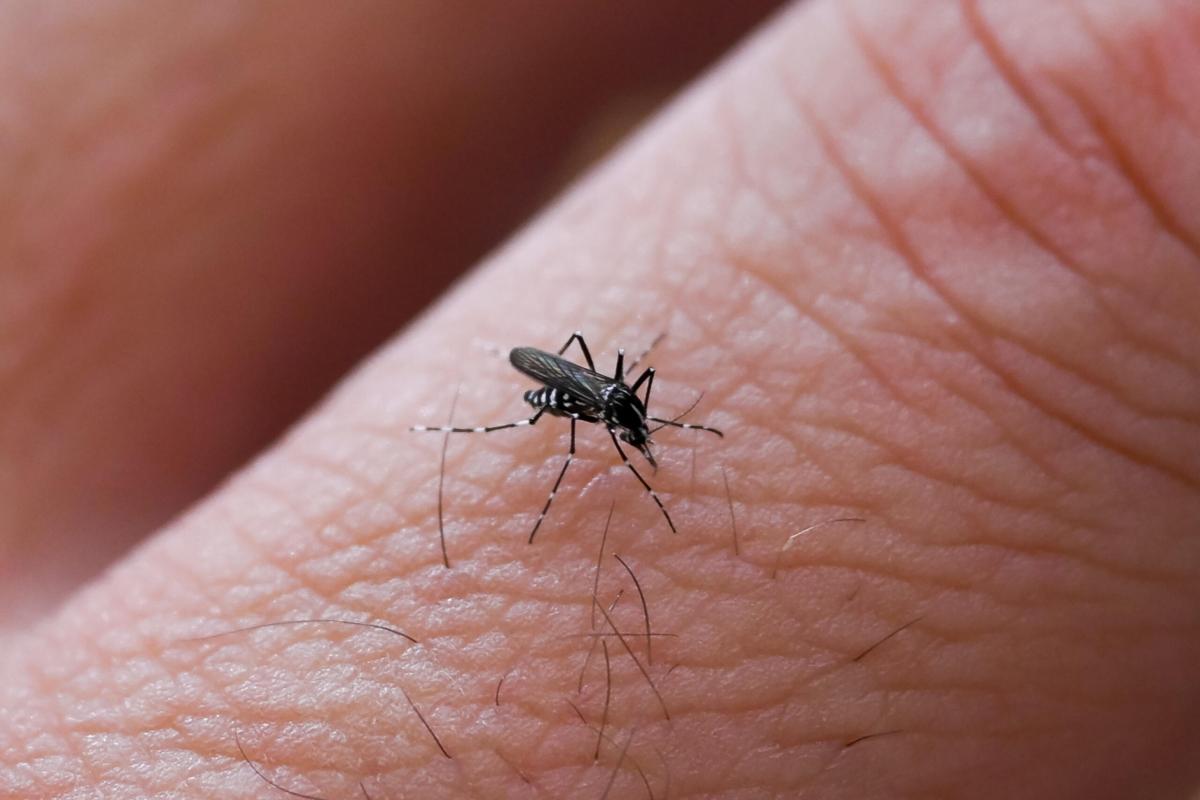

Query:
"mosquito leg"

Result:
[[609, 429, 676, 533], [412, 406, 547, 434], [646, 392, 704, 434], [630, 367, 656, 408], [528, 417, 577, 543], [556, 331, 597, 372], [646, 416, 723, 437]]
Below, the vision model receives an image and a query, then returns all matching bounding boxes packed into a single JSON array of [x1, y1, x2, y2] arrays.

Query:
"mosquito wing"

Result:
[[509, 346, 610, 406]]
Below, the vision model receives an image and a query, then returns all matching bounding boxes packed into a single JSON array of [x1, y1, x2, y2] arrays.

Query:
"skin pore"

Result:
[[2, 1, 1200, 799]]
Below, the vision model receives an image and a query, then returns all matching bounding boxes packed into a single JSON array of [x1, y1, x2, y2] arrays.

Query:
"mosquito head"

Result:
[[616, 415, 657, 468], [608, 386, 655, 464], [622, 432, 657, 468]]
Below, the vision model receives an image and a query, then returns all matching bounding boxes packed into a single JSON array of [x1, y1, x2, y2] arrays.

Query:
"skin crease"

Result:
[[2, 0, 1200, 798], [0, 0, 782, 629]]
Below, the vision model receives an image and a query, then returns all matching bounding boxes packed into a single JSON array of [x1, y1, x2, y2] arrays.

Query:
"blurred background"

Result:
[[0, 2, 785, 629]]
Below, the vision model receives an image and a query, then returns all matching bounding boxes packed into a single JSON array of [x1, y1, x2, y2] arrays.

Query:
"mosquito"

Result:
[[412, 332, 723, 542]]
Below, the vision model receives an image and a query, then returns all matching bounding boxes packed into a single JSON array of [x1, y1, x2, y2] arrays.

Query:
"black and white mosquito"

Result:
[[412, 332, 723, 543]]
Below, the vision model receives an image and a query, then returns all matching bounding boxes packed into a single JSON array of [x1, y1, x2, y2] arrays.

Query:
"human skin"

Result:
[[0, 0, 780, 627], [3, 0, 1200, 798]]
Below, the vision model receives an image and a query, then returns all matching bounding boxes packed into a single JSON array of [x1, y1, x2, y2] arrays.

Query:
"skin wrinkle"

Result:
[[750, 646, 918, 716], [626, 650, 820, 716], [875, 674, 1137, 719], [720, 365, 857, 489], [844, 2, 1200, 419], [966, 70, 1199, 381], [912, 371, 1076, 498], [843, 6, 1200, 444], [186, 504, 307, 621], [770, 551, 1060, 633], [22, 606, 194, 792], [776, 25, 1200, 496], [767, 420, 890, 508], [229, 473, 442, 606], [238, 513, 487, 624], [143, 590, 439, 754], [1139, 12, 1200, 129], [228, 698, 409, 779], [234, 475, 359, 571], [1068, 2, 1191, 141], [943, 545, 1187, 610], [747, 606, 883, 665], [710, 386, 854, 510], [724, 247, 917, 416], [715, 88, 1080, 513], [209, 516, 328, 623], [801, 395, 1057, 516], [957, 0, 1076, 156], [713, 71, 1031, 441], [1050, 72, 1200, 266], [939, 529, 1192, 600], [1059, 4, 1200, 264], [993, 499, 1200, 586]]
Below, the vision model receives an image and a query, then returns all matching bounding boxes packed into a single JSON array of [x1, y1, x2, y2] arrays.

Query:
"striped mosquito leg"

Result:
[[556, 331, 596, 371], [646, 417, 724, 437], [528, 417, 576, 543], [412, 407, 546, 434], [608, 429, 677, 534]]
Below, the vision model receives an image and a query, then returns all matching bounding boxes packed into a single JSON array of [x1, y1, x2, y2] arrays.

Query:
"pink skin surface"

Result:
[[0, 0, 779, 627], [3, 1, 1200, 798]]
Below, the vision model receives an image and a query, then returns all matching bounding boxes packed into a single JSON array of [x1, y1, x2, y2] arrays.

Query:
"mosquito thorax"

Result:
[[604, 386, 647, 433]]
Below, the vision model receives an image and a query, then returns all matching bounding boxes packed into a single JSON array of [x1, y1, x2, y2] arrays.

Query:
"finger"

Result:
[[5, 0, 1200, 798], [0, 0, 782, 627]]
